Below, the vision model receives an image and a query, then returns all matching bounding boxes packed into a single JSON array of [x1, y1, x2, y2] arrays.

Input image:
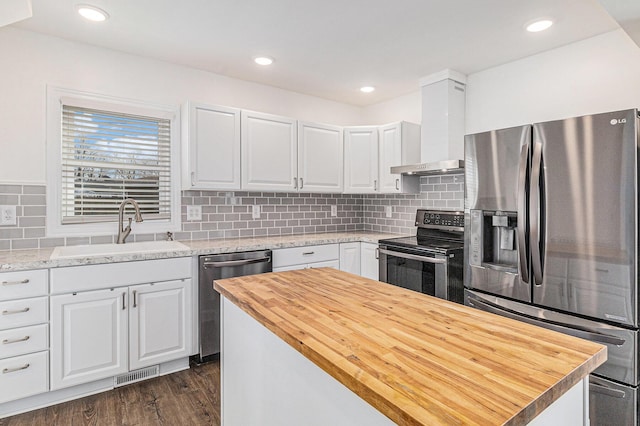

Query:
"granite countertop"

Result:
[[215, 268, 607, 425], [0, 231, 401, 272]]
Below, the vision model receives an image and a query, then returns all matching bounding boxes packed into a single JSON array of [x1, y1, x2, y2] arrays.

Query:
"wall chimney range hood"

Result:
[[391, 70, 466, 176]]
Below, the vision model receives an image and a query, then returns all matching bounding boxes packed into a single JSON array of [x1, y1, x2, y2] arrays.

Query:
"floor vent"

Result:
[[114, 365, 160, 387]]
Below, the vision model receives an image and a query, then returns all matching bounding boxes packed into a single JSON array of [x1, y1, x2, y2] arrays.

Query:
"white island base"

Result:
[[220, 297, 588, 426]]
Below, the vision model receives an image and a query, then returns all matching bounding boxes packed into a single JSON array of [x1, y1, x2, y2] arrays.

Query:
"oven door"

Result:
[[378, 244, 449, 299]]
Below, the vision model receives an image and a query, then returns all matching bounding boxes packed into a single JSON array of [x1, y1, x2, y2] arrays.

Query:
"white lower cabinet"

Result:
[[50, 279, 191, 391], [0, 269, 49, 404], [129, 280, 191, 370], [339, 242, 361, 275], [50, 289, 128, 390], [360, 242, 380, 281], [49, 258, 192, 391]]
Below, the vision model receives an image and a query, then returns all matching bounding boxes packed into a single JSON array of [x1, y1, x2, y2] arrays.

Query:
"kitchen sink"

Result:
[[50, 241, 190, 260]]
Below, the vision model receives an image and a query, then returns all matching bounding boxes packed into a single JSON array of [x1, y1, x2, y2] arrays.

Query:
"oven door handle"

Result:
[[378, 248, 446, 264]]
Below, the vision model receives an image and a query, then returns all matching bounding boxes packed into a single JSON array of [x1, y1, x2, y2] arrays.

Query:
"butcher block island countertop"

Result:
[[214, 268, 606, 426]]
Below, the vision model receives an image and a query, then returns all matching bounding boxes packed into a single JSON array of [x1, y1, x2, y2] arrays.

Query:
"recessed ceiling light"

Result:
[[526, 19, 553, 33], [76, 4, 109, 22], [254, 56, 274, 66], [360, 86, 375, 93]]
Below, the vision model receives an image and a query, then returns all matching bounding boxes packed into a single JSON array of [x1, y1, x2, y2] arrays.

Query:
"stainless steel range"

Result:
[[378, 209, 464, 304]]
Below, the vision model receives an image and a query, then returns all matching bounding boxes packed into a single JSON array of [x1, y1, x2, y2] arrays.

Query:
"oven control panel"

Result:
[[416, 210, 464, 229]]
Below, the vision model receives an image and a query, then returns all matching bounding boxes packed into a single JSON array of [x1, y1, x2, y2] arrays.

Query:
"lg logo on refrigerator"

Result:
[[610, 118, 627, 125]]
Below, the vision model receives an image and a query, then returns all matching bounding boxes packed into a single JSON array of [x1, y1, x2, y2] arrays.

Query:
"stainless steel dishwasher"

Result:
[[198, 250, 272, 363]]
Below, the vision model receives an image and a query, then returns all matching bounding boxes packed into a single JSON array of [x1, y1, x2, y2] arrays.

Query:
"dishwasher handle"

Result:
[[203, 256, 272, 269]]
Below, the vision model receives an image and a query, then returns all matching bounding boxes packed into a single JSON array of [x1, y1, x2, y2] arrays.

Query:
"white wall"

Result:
[[361, 90, 422, 125], [0, 27, 364, 184], [466, 29, 640, 133]]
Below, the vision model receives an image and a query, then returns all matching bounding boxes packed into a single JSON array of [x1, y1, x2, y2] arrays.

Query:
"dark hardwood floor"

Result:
[[0, 360, 220, 426]]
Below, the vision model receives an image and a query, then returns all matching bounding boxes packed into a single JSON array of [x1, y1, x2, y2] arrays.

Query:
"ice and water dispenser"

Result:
[[468, 210, 518, 271]]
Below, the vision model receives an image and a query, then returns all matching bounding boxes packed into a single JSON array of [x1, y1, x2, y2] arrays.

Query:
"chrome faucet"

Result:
[[117, 198, 144, 244]]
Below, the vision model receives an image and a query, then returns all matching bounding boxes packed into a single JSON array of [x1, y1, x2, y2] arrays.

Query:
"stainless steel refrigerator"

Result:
[[464, 109, 639, 425]]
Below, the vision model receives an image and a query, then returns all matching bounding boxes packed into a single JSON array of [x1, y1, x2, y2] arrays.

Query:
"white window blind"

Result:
[[61, 105, 172, 224]]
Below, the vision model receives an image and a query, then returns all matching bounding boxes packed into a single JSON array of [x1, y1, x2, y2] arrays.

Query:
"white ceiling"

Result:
[[11, 0, 621, 106]]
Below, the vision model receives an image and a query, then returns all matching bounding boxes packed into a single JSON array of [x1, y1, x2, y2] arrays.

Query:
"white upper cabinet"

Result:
[[182, 103, 241, 190], [344, 126, 379, 193], [298, 122, 343, 193], [378, 122, 421, 194], [241, 110, 298, 192], [344, 122, 420, 194]]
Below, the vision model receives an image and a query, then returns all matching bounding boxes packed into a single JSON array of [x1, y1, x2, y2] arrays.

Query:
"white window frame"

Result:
[[46, 87, 182, 238]]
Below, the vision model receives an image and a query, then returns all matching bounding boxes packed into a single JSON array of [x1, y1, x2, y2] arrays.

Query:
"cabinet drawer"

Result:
[[0, 297, 48, 330], [0, 351, 48, 404], [0, 270, 48, 301], [273, 244, 339, 268], [0, 324, 48, 359]]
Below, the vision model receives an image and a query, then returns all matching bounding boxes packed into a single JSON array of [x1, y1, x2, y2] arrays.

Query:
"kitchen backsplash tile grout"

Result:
[[0, 175, 463, 250]]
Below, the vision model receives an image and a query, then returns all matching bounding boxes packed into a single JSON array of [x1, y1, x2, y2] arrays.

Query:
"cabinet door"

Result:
[[360, 243, 380, 281], [184, 103, 241, 190], [344, 127, 378, 193], [378, 123, 403, 193], [129, 280, 191, 370], [242, 110, 297, 191], [339, 242, 361, 275], [298, 122, 343, 193], [50, 289, 128, 390]]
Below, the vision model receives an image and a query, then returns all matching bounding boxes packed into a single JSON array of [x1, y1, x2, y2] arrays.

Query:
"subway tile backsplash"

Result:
[[0, 174, 464, 250]]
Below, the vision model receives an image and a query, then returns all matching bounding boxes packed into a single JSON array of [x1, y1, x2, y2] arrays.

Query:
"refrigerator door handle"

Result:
[[517, 143, 529, 284], [589, 382, 627, 399], [467, 296, 625, 346], [530, 140, 544, 286]]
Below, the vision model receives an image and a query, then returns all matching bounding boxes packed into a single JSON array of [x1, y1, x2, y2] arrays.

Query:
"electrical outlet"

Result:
[[330, 205, 337, 217], [0, 205, 17, 225], [252, 205, 260, 219], [385, 205, 393, 218], [186, 205, 202, 221]]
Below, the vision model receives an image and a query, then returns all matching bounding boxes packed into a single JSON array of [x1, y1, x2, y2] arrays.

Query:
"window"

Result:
[[47, 88, 181, 237]]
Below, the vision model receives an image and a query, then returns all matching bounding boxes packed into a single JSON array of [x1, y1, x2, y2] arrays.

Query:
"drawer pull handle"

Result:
[[2, 307, 30, 315], [2, 336, 30, 344], [1, 279, 29, 286], [302, 251, 315, 255], [133, 290, 137, 308], [2, 363, 30, 374], [595, 268, 609, 273]]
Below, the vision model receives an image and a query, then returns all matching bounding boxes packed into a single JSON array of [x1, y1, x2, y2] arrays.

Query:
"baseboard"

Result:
[[0, 357, 190, 419]]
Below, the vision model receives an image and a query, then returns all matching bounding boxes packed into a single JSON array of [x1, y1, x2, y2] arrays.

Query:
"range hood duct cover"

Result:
[[391, 70, 466, 176], [390, 159, 464, 176]]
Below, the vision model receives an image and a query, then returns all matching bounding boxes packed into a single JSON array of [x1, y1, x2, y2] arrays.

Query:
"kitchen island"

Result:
[[214, 268, 606, 425]]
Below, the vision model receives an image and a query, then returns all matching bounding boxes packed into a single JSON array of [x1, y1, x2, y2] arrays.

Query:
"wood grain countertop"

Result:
[[214, 268, 606, 426]]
